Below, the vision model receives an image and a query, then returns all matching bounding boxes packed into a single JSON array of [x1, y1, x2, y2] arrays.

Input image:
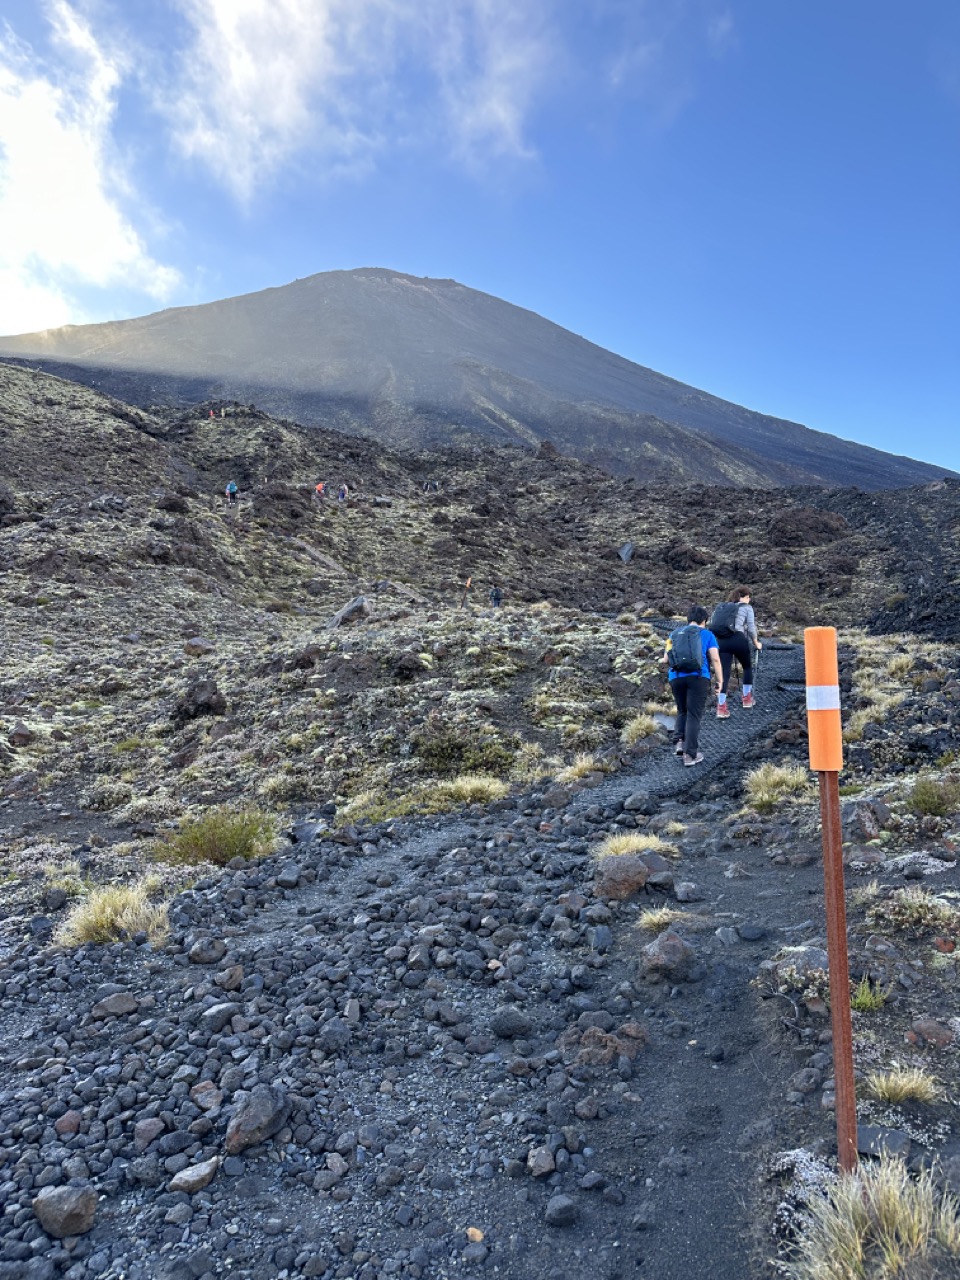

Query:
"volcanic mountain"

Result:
[[0, 267, 949, 489]]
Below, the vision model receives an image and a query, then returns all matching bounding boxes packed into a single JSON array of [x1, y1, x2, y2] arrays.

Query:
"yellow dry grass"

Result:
[[596, 832, 680, 859], [636, 906, 688, 931], [865, 1067, 941, 1106], [784, 1157, 960, 1280], [620, 714, 659, 747], [434, 774, 509, 805], [56, 877, 169, 947], [556, 753, 600, 783], [744, 763, 810, 813]]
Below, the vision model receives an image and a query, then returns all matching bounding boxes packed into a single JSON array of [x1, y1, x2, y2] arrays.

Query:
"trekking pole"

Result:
[[460, 576, 473, 609], [804, 626, 857, 1173]]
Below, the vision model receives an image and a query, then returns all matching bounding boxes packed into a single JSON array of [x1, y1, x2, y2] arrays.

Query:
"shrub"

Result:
[[57, 878, 169, 947], [783, 1157, 960, 1280], [866, 886, 960, 937], [411, 724, 514, 777], [744, 763, 809, 813], [155, 806, 278, 867], [596, 832, 679, 859], [907, 776, 960, 818], [850, 976, 888, 1012], [620, 714, 659, 747], [865, 1067, 941, 1106]]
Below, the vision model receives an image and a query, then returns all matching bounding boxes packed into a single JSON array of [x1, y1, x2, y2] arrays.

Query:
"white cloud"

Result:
[[164, 0, 554, 201], [0, 1, 180, 334]]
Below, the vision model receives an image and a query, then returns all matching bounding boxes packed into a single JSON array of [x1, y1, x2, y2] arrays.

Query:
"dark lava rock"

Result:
[[544, 1194, 579, 1227], [33, 1184, 98, 1237], [225, 1085, 290, 1154]]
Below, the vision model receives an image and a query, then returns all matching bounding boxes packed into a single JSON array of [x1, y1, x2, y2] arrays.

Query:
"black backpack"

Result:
[[668, 624, 703, 674], [709, 602, 740, 638]]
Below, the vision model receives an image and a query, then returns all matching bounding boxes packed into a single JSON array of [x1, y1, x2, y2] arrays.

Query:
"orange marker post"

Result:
[[804, 627, 857, 1172]]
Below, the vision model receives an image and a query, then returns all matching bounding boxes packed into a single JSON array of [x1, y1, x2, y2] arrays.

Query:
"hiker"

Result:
[[337, 483, 349, 503], [225, 480, 239, 506], [315, 481, 326, 501], [664, 606, 722, 767], [220, 407, 226, 418], [710, 587, 763, 717], [208, 409, 215, 419], [489, 584, 503, 608]]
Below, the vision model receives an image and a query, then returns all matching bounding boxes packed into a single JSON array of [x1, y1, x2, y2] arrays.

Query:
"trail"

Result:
[[0, 646, 818, 1280]]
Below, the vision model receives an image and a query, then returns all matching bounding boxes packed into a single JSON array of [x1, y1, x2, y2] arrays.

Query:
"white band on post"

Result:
[[806, 685, 841, 712]]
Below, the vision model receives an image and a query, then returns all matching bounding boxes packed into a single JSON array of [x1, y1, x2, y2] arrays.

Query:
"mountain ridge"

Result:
[[1, 267, 952, 489]]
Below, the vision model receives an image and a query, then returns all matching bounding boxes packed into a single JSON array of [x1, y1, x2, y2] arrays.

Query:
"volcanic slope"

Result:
[[3, 364, 960, 1279], [1, 268, 952, 489]]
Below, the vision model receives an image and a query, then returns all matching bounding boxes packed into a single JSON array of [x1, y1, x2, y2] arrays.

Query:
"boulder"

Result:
[[329, 595, 370, 629], [183, 636, 215, 657], [91, 991, 137, 1018], [169, 1156, 219, 1194], [174, 678, 226, 723], [593, 854, 649, 901], [639, 929, 697, 981], [490, 1006, 532, 1039], [33, 1184, 97, 1238], [225, 1085, 290, 1154]]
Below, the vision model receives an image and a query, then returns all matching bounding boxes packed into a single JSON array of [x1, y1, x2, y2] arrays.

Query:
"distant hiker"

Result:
[[664, 606, 722, 767], [209, 409, 215, 419], [710, 587, 763, 717], [225, 480, 239, 506], [337, 483, 349, 503], [220, 407, 226, 418], [315, 481, 326, 501], [490, 585, 503, 608]]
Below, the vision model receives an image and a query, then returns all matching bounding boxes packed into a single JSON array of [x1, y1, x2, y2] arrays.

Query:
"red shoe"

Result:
[[742, 694, 755, 709], [716, 703, 730, 719]]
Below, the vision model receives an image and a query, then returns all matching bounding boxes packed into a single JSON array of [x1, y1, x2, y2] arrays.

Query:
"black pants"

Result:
[[671, 676, 710, 757], [717, 634, 753, 693]]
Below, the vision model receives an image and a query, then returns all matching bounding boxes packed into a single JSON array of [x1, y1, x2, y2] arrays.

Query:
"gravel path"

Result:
[[0, 646, 821, 1280]]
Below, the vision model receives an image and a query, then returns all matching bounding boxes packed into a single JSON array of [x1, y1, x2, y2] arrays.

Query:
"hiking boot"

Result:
[[716, 703, 730, 719], [675, 740, 685, 755], [682, 752, 704, 767], [742, 693, 755, 709]]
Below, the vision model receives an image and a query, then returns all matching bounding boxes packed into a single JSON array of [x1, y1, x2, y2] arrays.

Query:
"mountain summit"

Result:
[[0, 268, 949, 488]]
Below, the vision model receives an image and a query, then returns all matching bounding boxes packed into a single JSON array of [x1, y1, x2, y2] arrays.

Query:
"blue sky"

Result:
[[1, 1, 958, 470]]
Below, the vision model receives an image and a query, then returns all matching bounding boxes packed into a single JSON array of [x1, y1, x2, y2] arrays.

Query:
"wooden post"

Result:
[[804, 626, 857, 1172]]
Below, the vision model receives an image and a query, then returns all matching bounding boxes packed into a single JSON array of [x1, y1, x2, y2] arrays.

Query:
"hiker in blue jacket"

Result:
[[663, 606, 723, 767]]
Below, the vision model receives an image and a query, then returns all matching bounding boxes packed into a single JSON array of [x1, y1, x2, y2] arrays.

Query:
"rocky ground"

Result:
[[1, 364, 960, 1279]]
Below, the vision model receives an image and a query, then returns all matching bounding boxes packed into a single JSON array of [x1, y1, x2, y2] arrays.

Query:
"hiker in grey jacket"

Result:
[[711, 587, 762, 716]]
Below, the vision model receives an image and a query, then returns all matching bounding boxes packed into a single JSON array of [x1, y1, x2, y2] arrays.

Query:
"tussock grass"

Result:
[[434, 774, 509, 805], [43, 860, 87, 897], [636, 906, 689, 931], [849, 879, 881, 908], [886, 653, 915, 679], [850, 976, 888, 1012], [509, 742, 550, 783], [784, 1157, 960, 1280], [867, 886, 960, 937], [596, 832, 680, 860], [556, 753, 601, 783], [155, 806, 278, 867], [843, 693, 907, 743], [620, 714, 659, 747], [744, 763, 810, 813], [907, 776, 960, 818], [865, 1067, 941, 1106], [57, 877, 169, 947]]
